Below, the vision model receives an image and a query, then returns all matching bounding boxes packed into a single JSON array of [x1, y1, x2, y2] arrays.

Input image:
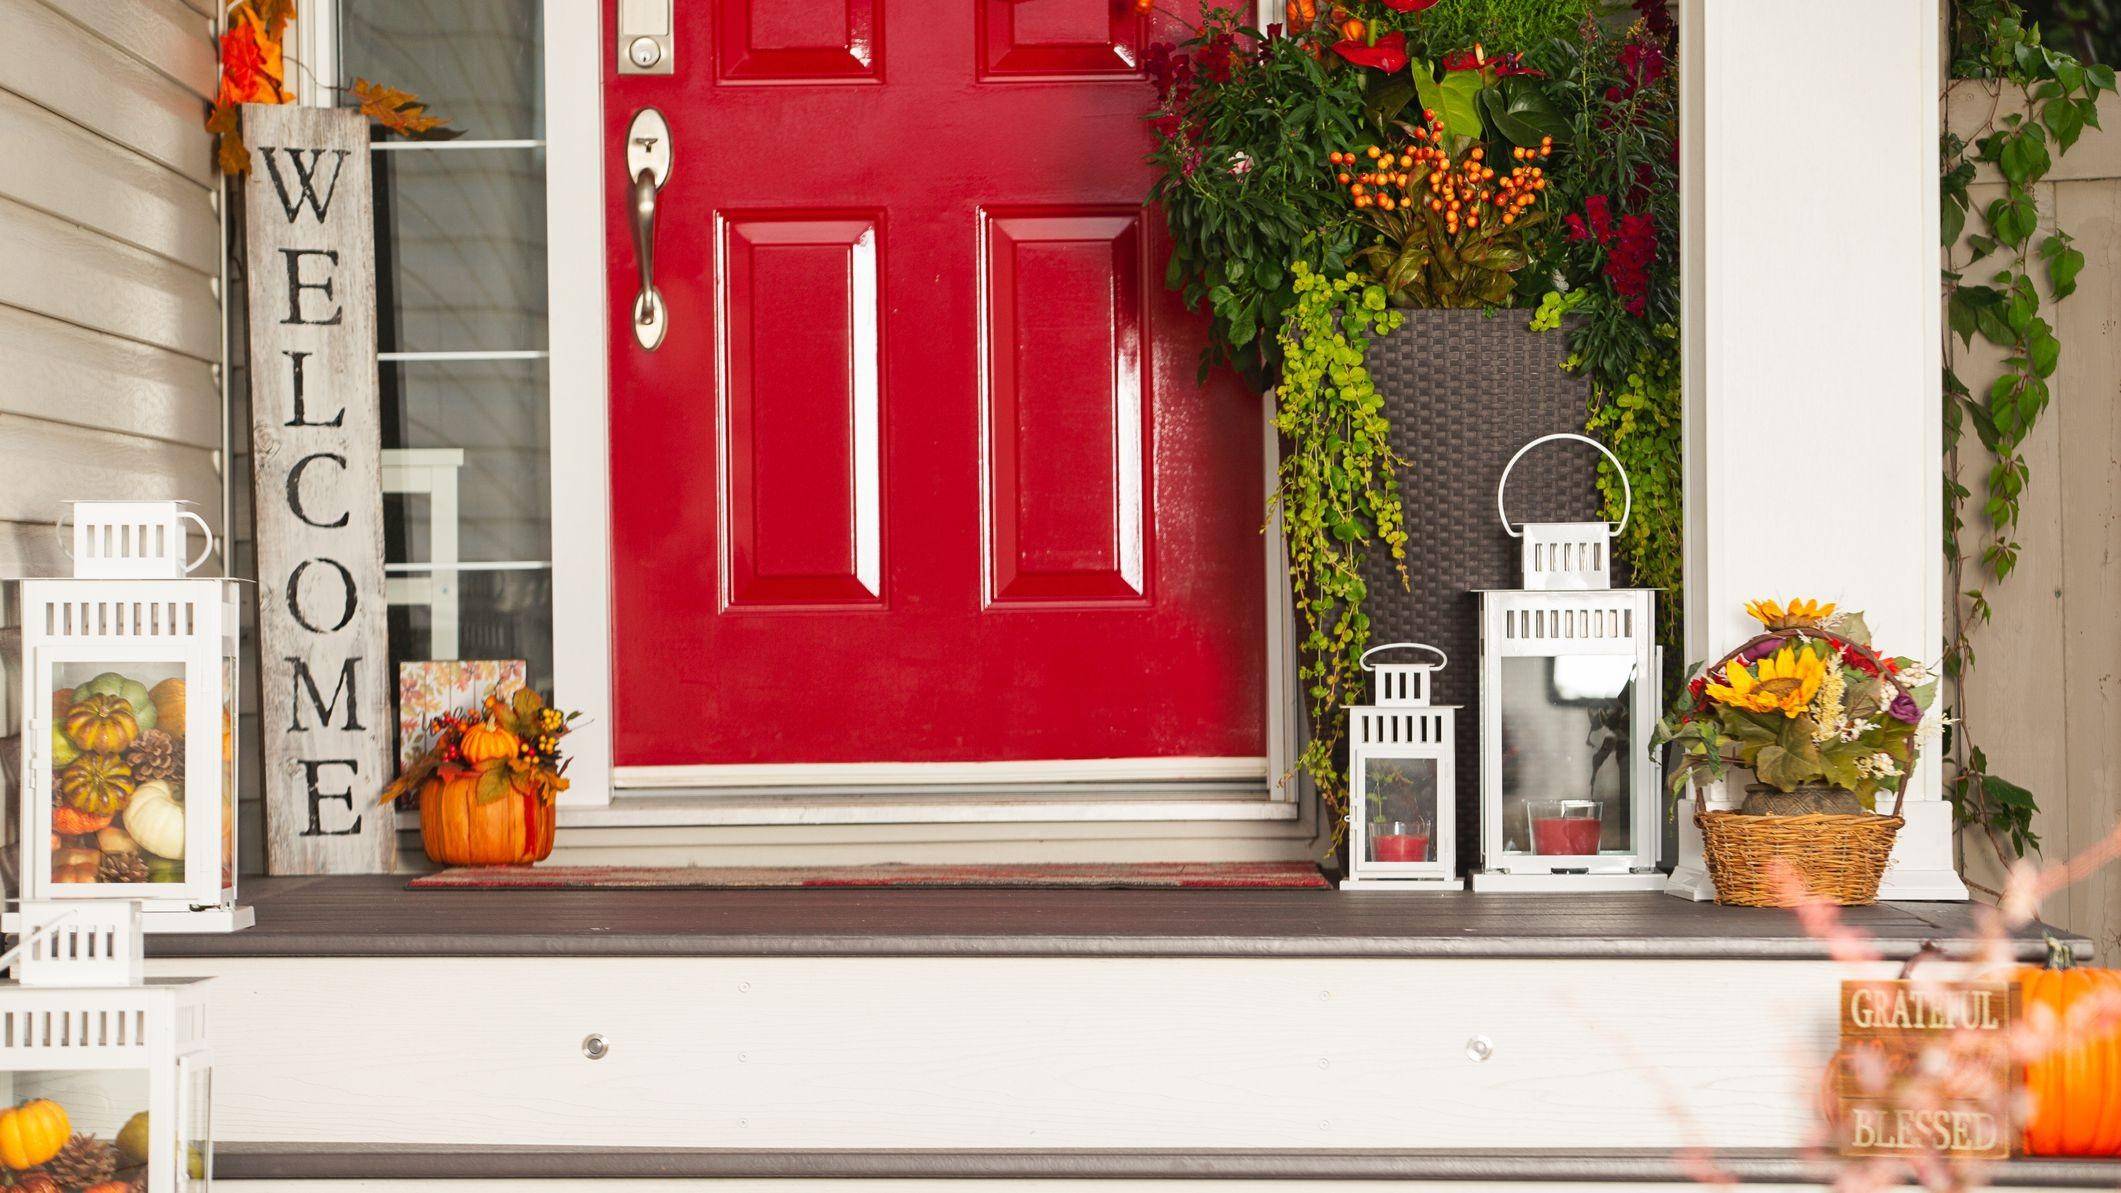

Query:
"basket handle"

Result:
[[1360, 642, 1447, 672], [1497, 433, 1631, 539]]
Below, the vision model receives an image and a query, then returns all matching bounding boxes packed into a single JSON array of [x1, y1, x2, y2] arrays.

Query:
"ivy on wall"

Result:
[[1273, 264, 1407, 821], [1941, 1, 2114, 862]]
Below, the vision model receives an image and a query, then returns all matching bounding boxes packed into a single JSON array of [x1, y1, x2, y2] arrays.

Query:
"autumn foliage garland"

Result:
[[208, 0, 456, 175]]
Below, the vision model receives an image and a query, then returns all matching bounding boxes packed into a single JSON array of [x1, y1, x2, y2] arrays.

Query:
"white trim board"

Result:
[[561, 793, 1299, 829], [617, 756, 1269, 790]]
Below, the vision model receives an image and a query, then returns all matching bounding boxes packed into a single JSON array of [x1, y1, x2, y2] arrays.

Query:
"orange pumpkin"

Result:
[[419, 770, 555, 866], [0, 1098, 69, 1168], [63, 694, 138, 753], [2019, 961, 2121, 1155], [458, 719, 522, 765]]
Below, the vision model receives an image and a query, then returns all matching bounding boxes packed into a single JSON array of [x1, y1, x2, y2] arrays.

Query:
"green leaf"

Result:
[[475, 763, 512, 804], [1999, 129, 2051, 183], [1411, 61, 1483, 141], [2043, 96, 2088, 152], [2041, 233, 2085, 299]]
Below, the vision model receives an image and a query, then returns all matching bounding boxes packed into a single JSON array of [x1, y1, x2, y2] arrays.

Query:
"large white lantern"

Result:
[[1343, 643, 1462, 890], [0, 901, 212, 1193], [13, 502, 251, 931], [1473, 436, 1662, 892]]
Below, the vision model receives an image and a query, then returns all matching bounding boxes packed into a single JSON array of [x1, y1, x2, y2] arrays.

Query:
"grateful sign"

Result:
[[241, 104, 395, 874], [1834, 979, 2016, 1160]]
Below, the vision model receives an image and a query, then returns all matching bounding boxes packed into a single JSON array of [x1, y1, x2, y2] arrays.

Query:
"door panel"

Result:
[[604, 0, 1264, 768]]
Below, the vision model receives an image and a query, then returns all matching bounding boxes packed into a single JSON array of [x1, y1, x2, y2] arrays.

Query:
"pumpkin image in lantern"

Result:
[[11, 501, 251, 932]]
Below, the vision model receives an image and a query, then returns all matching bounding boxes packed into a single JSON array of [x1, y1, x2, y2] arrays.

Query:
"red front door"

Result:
[[604, 0, 1264, 767]]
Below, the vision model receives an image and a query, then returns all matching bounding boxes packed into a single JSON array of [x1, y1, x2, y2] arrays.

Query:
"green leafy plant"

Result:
[[1147, 10, 1366, 381], [1396, 0, 1593, 64], [1335, 126, 1556, 307], [1530, 10, 1684, 669], [1940, 0, 2114, 861], [1273, 263, 1407, 821]]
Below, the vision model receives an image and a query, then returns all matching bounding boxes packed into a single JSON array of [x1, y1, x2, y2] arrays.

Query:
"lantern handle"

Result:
[[180, 509, 215, 573], [1360, 642, 1447, 672], [1496, 432, 1631, 539]]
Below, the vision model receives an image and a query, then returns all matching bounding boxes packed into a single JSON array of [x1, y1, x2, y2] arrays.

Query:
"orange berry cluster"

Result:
[[1329, 118, 1555, 234]]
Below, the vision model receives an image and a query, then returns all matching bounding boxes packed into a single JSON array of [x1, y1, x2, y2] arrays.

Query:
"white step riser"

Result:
[[153, 955, 1899, 1149]]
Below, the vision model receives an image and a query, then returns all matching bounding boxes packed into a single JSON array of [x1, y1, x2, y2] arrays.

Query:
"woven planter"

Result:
[[1354, 310, 1607, 870], [1697, 806, 1902, 907]]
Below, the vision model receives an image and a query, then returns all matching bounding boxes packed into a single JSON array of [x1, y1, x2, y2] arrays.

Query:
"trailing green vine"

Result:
[[1941, 1, 2114, 862], [1273, 263, 1408, 822]]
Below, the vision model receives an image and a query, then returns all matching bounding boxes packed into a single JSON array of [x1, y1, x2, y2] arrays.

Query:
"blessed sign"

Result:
[[1834, 979, 2016, 1160], [242, 105, 395, 874]]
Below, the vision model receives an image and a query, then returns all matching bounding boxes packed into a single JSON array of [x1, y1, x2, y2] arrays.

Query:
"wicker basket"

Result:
[[1690, 629, 1917, 907], [1696, 808, 1902, 906]]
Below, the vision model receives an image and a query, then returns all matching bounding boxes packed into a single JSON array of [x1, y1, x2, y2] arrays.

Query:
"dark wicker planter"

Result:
[[1352, 310, 1614, 876]]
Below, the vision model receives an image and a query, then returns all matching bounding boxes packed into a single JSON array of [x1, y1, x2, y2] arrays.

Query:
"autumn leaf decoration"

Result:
[[380, 686, 582, 808], [209, 0, 459, 175]]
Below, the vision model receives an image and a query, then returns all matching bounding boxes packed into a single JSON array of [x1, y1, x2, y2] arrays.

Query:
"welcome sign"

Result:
[[1835, 979, 2016, 1160], [241, 104, 395, 873]]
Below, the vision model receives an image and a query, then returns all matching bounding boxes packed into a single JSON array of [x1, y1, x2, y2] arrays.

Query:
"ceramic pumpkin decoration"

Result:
[[2019, 958, 2121, 1155], [458, 719, 521, 765], [62, 694, 138, 753], [50, 847, 101, 882], [419, 770, 556, 866], [54, 753, 133, 834], [0, 1098, 69, 1169], [123, 781, 187, 860]]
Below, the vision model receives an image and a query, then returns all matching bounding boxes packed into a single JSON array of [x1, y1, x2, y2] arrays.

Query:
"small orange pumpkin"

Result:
[[459, 719, 522, 765], [63, 694, 138, 753], [2019, 955, 2121, 1155], [0, 1098, 70, 1169], [419, 770, 555, 866]]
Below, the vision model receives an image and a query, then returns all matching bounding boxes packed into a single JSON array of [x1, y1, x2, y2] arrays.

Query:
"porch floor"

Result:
[[154, 874, 2077, 960]]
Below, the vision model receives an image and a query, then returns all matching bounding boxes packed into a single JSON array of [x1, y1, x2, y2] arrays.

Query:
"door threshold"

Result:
[[560, 791, 1301, 828]]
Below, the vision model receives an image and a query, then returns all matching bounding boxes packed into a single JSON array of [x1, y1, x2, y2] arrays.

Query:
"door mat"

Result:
[[409, 861, 1330, 890]]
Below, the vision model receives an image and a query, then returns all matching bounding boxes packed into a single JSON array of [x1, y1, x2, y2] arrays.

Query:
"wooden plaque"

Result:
[[1833, 979, 2016, 1160], [242, 105, 395, 874]]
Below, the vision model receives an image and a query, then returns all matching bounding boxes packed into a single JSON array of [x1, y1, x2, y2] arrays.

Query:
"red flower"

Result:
[[1377, 0, 1439, 10], [1440, 47, 1542, 77], [1332, 30, 1407, 72], [1197, 33, 1235, 83], [1568, 195, 1658, 316]]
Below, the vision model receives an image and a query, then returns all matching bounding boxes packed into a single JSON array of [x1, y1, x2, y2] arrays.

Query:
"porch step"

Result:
[[150, 881, 2081, 1159], [215, 1144, 2121, 1186]]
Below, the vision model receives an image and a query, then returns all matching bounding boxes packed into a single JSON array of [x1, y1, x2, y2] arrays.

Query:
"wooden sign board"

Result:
[[1833, 979, 2016, 1160], [241, 105, 395, 873]]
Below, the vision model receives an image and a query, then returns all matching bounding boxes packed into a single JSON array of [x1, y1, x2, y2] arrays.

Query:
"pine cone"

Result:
[[97, 852, 149, 884], [122, 729, 182, 784], [43, 1134, 118, 1188]]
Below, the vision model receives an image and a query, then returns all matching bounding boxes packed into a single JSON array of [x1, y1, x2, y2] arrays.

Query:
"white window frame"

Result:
[[292, 2, 1315, 842]]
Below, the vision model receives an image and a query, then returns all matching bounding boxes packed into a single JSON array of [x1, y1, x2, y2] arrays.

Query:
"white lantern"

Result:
[[12, 501, 252, 932], [0, 901, 212, 1193], [1343, 643, 1462, 890], [1473, 436, 1662, 892]]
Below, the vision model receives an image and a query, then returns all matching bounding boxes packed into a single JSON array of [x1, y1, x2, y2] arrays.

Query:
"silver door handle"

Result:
[[626, 108, 672, 350]]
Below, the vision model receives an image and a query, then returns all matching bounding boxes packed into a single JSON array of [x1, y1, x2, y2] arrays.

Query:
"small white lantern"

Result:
[[12, 502, 252, 932], [0, 902, 211, 1192], [1343, 643, 1462, 890], [1473, 436, 1662, 893]]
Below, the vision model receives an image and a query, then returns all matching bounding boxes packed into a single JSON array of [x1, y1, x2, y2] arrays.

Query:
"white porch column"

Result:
[[1677, 0, 1966, 899]]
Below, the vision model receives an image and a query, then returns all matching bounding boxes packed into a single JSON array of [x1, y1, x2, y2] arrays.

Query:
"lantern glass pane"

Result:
[[1363, 757, 1438, 865], [219, 653, 238, 891], [1497, 655, 1636, 855], [49, 660, 194, 887], [0, 1067, 151, 1176], [183, 1058, 211, 1190]]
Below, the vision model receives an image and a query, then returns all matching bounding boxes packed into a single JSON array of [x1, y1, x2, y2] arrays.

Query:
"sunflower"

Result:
[[1703, 645, 1828, 717], [1743, 597, 1837, 631]]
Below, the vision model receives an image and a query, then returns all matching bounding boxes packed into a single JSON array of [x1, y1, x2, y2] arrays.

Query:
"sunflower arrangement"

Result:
[[1653, 599, 1936, 811]]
